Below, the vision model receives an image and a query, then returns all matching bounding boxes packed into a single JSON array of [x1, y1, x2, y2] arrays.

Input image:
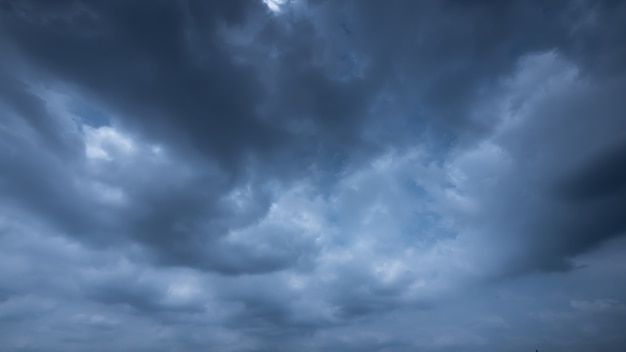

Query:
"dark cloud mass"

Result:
[[1, 0, 626, 351]]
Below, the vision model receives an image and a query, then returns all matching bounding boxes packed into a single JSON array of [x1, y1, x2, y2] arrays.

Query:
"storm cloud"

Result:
[[1, 0, 626, 351]]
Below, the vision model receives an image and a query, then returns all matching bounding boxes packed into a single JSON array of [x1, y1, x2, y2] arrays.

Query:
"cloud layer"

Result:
[[1, 0, 626, 351]]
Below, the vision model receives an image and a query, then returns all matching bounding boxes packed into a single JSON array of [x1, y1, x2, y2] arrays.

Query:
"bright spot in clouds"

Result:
[[263, 0, 287, 13], [83, 125, 134, 161]]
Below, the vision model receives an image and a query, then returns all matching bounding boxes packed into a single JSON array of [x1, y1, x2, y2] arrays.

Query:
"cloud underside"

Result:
[[1, 0, 625, 351]]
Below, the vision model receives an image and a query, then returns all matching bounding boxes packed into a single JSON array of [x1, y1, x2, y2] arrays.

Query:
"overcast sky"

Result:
[[1, 0, 626, 351]]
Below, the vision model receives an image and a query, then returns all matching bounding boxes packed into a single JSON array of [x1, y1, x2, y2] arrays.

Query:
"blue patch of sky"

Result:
[[69, 102, 110, 128], [401, 179, 458, 243]]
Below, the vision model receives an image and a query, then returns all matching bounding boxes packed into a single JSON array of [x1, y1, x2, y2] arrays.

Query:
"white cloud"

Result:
[[83, 125, 135, 161], [262, 0, 287, 13]]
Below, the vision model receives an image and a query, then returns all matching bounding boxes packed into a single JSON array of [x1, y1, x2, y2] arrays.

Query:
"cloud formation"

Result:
[[1, 0, 626, 351]]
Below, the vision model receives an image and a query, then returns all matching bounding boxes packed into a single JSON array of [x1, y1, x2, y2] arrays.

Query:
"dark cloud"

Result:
[[559, 140, 626, 201], [1, 0, 277, 165]]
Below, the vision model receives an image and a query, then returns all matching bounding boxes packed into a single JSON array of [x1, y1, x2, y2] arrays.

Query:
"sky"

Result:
[[1, 0, 626, 351]]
